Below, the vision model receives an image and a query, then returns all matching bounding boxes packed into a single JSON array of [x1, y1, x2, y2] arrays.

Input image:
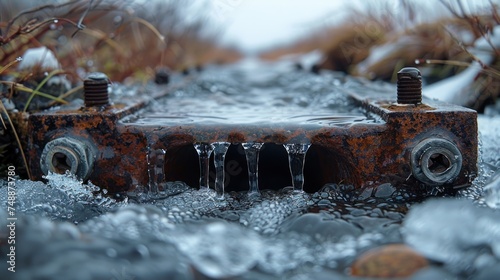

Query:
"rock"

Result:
[[350, 244, 428, 278], [374, 183, 395, 198]]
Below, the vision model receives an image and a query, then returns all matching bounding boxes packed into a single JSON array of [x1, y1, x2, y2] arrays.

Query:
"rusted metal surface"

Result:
[[24, 75, 478, 195]]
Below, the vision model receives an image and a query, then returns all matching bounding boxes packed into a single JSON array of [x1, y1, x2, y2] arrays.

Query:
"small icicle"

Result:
[[194, 143, 214, 189], [211, 142, 230, 197], [147, 149, 166, 193], [284, 143, 311, 192], [243, 142, 263, 194]]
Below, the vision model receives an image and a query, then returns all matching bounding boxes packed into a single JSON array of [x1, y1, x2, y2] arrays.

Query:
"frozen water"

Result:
[[243, 142, 264, 194], [0, 172, 120, 223], [284, 143, 311, 191], [239, 189, 309, 235], [168, 221, 263, 278], [147, 148, 166, 193], [194, 143, 213, 189], [3, 56, 500, 279], [17, 47, 61, 71], [403, 198, 500, 275], [211, 142, 231, 196], [423, 26, 500, 105], [483, 171, 500, 208]]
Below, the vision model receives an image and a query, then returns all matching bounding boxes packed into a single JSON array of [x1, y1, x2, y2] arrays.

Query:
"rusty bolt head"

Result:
[[40, 137, 96, 180], [397, 67, 422, 105], [411, 138, 462, 186], [84, 72, 110, 107]]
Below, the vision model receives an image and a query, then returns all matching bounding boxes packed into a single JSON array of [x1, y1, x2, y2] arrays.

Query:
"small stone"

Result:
[[350, 244, 428, 278], [374, 183, 395, 198]]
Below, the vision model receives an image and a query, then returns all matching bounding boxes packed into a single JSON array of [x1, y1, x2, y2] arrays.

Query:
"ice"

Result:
[[403, 198, 500, 274], [147, 148, 166, 193], [279, 212, 362, 242], [0, 207, 193, 280], [423, 26, 500, 105], [168, 221, 264, 278], [194, 143, 214, 189], [243, 142, 264, 193], [211, 142, 231, 196], [0, 172, 120, 223], [239, 190, 309, 235], [17, 46, 61, 71], [483, 171, 500, 208], [478, 115, 500, 168], [284, 143, 311, 191]]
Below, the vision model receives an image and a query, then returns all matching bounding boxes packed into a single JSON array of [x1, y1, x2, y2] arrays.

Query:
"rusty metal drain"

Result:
[[24, 68, 478, 196]]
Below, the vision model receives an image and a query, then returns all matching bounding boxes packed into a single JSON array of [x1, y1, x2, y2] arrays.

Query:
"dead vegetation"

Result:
[[260, 0, 500, 111], [0, 0, 242, 177]]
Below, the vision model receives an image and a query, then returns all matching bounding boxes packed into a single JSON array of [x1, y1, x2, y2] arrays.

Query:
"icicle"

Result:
[[284, 143, 311, 192], [211, 142, 230, 196], [147, 148, 166, 193], [243, 142, 263, 194], [194, 143, 214, 189]]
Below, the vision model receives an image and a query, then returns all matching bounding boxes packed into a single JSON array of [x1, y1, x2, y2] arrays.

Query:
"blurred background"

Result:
[[0, 0, 499, 111]]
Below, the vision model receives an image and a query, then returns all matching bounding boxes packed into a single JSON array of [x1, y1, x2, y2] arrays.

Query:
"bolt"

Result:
[[154, 67, 170, 85], [40, 137, 96, 180], [84, 72, 110, 107], [410, 138, 462, 186], [397, 67, 422, 105]]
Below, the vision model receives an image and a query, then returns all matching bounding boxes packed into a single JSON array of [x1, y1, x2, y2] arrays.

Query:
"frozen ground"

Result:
[[1, 60, 500, 280]]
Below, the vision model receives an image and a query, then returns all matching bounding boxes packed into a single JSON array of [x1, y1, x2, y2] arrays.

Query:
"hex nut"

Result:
[[40, 137, 96, 180], [410, 138, 462, 186]]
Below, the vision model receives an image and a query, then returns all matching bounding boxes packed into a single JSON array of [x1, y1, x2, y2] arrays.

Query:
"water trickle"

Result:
[[284, 143, 311, 191], [211, 142, 231, 196], [147, 149, 166, 193], [194, 143, 214, 189], [243, 143, 264, 194]]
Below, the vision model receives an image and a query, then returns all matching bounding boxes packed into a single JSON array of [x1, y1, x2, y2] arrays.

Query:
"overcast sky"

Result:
[[205, 0, 351, 53], [199, 0, 494, 54]]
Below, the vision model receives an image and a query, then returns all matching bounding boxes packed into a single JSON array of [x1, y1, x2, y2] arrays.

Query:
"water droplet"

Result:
[[113, 15, 122, 24]]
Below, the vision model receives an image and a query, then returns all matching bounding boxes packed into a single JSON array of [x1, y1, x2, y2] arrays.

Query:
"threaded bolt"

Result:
[[84, 72, 110, 107], [397, 67, 422, 105]]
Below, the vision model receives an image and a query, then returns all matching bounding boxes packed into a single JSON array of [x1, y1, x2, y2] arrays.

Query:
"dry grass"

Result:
[[260, 0, 500, 106], [0, 0, 242, 177], [0, 0, 242, 82]]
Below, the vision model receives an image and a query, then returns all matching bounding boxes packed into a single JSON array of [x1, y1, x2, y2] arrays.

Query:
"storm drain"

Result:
[[27, 68, 478, 196]]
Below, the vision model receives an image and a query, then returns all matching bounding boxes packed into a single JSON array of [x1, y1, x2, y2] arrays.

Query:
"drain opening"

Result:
[[427, 153, 451, 174], [162, 143, 359, 193], [51, 152, 72, 174]]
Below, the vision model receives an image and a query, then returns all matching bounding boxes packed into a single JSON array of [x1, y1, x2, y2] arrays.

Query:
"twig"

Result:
[[72, 0, 94, 37], [0, 99, 31, 178]]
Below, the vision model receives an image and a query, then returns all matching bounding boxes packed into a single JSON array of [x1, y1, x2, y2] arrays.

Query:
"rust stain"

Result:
[[20, 86, 478, 195]]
